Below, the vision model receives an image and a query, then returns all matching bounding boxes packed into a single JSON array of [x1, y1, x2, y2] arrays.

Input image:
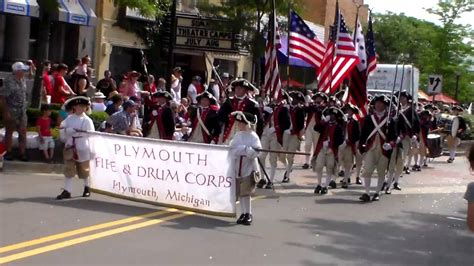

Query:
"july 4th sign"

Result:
[[87, 132, 236, 217], [427, 75, 443, 94]]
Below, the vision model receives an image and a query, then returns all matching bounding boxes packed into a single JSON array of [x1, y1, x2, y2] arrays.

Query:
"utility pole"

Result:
[[454, 72, 460, 101]]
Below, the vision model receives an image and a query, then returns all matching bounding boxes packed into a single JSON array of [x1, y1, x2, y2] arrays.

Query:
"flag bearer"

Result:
[[340, 104, 361, 189], [303, 92, 328, 169]]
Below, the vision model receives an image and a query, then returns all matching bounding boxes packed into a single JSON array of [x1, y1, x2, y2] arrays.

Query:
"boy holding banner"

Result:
[[230, 111, 262, 226]]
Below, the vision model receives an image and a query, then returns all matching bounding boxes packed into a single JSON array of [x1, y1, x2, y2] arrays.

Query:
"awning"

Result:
[[57, 0, 96, 26], [0, 0, 40, 17], [427, 93, 458, 104]]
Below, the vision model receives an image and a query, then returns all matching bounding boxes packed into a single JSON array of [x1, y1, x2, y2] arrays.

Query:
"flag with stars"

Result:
[[349, 18, 368, 116], [289, 10, 325, 68], [366, 14, 377, 76]]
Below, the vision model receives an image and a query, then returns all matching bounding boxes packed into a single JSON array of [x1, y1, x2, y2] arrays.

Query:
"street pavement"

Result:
[[1, 155, 473, 265]]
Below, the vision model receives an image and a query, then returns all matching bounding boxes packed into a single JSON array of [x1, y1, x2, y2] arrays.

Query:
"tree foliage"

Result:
[[373, 0, 474, 103]]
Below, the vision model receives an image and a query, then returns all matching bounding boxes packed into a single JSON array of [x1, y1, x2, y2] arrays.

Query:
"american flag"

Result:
[[348, 18, 368, 116], [289, 10, 325, 68], [318, 6, 359, 94], [264, 12, 282, 101], [366, 14, 377, 76]]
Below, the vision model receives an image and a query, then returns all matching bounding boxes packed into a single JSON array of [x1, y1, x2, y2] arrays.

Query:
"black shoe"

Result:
[[264, 182, 274, 189], [3, 152, 14, 161], [83, 186, 91, 197], [393, 182, 402, 191], [380, 182, 388, 192], [385, 188, 392, 195], [329, 180, 337, 189], [404, 167, 411, 175], [314, 185, 322, 194], [282, 173, 290, 183], [242, 213, 253, 225], [372, 193, 380, 201], [321, 187, 328, 195], [412, 165, 418, 171], [359, 193, 370, 202], [236, 213, 245, 224], [302, 163, 310, 169], [19, 154, 29, 162], [256, 179, 267, 189], [56, 190, 71, 200], [341, 182, 348, 189], [338, 170, 345, 177], [347, 178, 351, 184], [447, 158, 454, 163], [423, 163, 428, 168], [356, 177, 362, 185], [415, 165, 421, 171]]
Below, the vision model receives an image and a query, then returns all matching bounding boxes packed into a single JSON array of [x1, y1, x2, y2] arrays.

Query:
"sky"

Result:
[[364, 0, 472, 25]]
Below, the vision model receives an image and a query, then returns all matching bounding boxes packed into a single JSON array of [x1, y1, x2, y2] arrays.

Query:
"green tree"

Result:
[[31, 0, 171, 108]]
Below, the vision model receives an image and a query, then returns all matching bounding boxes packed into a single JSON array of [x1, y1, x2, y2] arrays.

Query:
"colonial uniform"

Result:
[[359, 95, 397, 202], [303, 92, 327, 169], [230, 111, 262, 226], [339, 104, 361, 188], [218, 79, 263, 144], [282, 91, 306, 183], [188, 92, 221, 144], [447, 106, 466, 163], [56, 96, 95, 200], [312, 107, 345, 194], [145, 91, 176, 140]]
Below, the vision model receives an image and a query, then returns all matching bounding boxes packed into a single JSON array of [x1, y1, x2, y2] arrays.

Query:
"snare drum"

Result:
[[427, 134, 442, 158]]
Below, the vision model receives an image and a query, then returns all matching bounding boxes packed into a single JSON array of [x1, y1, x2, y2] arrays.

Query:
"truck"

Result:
[[366, 64, 420, 102]]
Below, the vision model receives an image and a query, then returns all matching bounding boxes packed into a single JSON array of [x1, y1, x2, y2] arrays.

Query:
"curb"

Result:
[[1, 161, 63, 174]]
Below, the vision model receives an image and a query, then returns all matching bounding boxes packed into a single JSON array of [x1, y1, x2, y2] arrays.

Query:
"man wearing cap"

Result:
[[339, 104, 361, 188], [447, 106, 467, 163], [1, 62, 31, 161], [187, 76, 202, 105], [218, 79, 263, 144], [311, 106, 345, 194], [303, 92, 328, 169], [358, 95, 397, 202], [188, 91, 220, 143], [282, 91, 306, 183], [171, 67, 184, 103], [91, 92, 107, 112], [105, 100, 143, 137], [57, 96, 95, 200], [145, 91, 175, 140]]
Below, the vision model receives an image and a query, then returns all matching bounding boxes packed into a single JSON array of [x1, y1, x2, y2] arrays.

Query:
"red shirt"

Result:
[[43, 72, 53, 95], [51, 74, 67, 104], [144, 82, 158, 106], [36, 117, 52, 137]]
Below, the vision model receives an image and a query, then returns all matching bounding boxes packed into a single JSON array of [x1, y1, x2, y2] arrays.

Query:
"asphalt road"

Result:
[[1, 155, 473, 266]]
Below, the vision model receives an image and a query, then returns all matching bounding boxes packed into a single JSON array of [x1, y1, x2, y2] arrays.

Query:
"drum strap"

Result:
[[368, 115, 387, 141]]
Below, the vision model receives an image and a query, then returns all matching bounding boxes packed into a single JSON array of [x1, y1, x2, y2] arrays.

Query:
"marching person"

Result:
[[303, 92, 328, 169], [339, 104, 361, 188], [218, 79, 263, 144], [397, 91, 420, 175], [358, 95, 397, 202], [282, 91, 306, 183], [447, 106, 467, 163], [230, 111, 262, 226], [145, 91, 176, 140], [188, 91, 220, 144], [257, 93, 290, 189], [312, 107, 345, 194], [416, 110, 432, 168], [56, 96, 95, 200]]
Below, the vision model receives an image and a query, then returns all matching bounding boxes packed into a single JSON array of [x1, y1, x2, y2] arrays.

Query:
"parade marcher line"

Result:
[[0, 196, 266, 264]]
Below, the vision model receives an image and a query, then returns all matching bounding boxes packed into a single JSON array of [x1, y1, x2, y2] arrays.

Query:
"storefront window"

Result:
[[177, 0, 209, 13]]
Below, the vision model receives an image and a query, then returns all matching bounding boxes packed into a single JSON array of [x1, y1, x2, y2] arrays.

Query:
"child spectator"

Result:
[[36, 105, 55, 162]]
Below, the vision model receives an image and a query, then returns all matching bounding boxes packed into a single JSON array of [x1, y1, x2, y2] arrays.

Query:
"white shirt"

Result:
[[171, 77, 182, 103], [188, 83, 198, 104], [230, 130, 262, 178], [60, 113, 95, 162], [210, 83, 220, 100], [92, 102, 107, 112]]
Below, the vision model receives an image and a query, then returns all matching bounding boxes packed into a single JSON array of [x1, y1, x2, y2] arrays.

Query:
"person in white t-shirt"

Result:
[[171, 67, 183, 103], [187, 76, 201, 105]]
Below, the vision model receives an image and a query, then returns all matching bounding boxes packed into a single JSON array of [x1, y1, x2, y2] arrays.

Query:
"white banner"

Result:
[[88, 132, 236, 217]]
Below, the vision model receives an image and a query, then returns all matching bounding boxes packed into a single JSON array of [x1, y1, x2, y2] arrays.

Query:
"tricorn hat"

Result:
[[312, 92, 329, 102], [152, 91, 173, 100], [398, 91, 412, 101], [372, 95, 390, 106], [289, 91, 305, 103], [231, 111, 257, 126], [196, 91, 217, 105], [343, 103, 361, 114], [230, 79, 257, 91], [63, 96, 91, 110], [323, 106, 345, 120], [452, 105, 464, 112]]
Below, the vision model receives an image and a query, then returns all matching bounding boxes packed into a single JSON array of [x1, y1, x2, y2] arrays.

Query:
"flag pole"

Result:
[[329, 1, 340, 95], [270, 0, 276, 99], [286, 1, 291, 92], [347, 1, 362, 99]]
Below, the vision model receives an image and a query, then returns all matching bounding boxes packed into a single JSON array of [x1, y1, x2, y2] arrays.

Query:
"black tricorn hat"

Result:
[[152, 91, 173, 100], [231, 79, 257, 91], [398, 91, 412, 101], [312, 92, 329, 102], [63, 96, 91, 110], [452, 105, 464, 112], [323, 107, 345, 120], [289, 91, 305, 103], [196, 91, 217, 105], [372, 95, 390, 106], [343, 103, 361, 114], [231, 111, 257, 126]]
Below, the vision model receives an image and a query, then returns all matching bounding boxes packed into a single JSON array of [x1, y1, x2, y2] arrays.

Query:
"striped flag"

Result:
[[263, 12, 282, 101], [289, 10, 325, 68], [348, 18, 368, 116], [318, 5, 359, 95], [366, 14, 377, 76]]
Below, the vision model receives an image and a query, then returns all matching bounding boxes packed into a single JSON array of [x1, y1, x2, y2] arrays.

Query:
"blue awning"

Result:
[[57, 0, 96, 26], [0, 0, 40, 17]]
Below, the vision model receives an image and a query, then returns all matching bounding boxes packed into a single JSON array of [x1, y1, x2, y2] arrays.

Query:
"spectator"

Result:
[[92, 92, 107, 112], [51, 64, 75, 104], [96, 70, 117, 99], [36, 105, 55, 163], [73, 55, 91, 96], [187, 76, 201, 105], [120, 71, 148, 99], [157, 78, 166, 91], [105, 94, 124, 116], [207, 78, 220, 100], [57, 100, 74, 126], [105, 100, 143, 136], [171, 67, 183, 103], [171, 102, 185, 126], [465, 144, 474, 232], [179, 98, 189, 118], [0, 62, 31, 161], [42, 60, 53, 103]]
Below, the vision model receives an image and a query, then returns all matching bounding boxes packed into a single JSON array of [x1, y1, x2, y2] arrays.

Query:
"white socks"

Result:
[[64, 177, 73, 192], [364, 177, 371, 194], [240, 196, 251, 214], [269, 167, 276, 183], [305, 155, 310, 165], [450, 150, 456, 159], [83, 177, 89, 187]]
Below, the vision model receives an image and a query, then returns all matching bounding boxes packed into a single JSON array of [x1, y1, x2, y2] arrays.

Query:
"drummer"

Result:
[[447, 106, 467, 163]]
